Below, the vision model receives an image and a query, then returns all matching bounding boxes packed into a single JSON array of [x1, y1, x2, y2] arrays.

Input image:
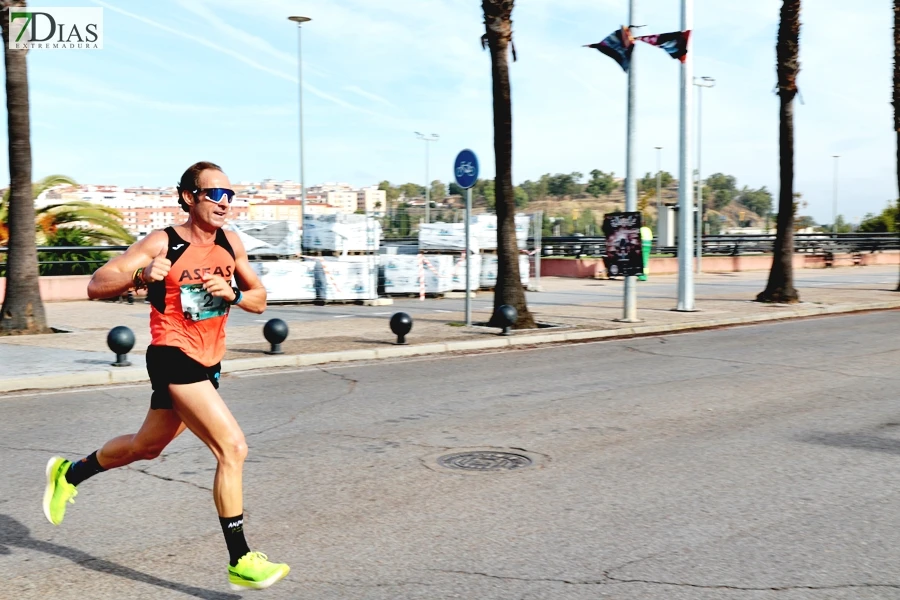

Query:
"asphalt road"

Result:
[[226, 266, 899, 327], [2, 311, 899, 599]]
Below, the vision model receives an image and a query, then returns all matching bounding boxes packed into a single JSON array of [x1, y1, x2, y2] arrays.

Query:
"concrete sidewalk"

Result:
[[1, 266, 898, 393]]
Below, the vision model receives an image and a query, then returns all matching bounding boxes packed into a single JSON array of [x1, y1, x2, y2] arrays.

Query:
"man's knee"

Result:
[[219, 435, 248, 466]]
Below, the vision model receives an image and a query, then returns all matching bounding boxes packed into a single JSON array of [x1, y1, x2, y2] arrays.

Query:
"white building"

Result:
[[357, 187, 387, 216]]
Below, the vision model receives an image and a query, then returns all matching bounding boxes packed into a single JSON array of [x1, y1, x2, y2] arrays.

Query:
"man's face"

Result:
[[186, 169, 233, 229]]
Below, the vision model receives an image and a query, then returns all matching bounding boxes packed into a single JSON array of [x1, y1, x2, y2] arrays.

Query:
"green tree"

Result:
[[739, 186, 774, 217], [482, 0, 534, 328], [547, 172, 580, 197], [585, 169, 617, 197], [638, 171, 673, 193], [705, 173, 738, 209], [398, 182, 426, 199], [448, 182, 464, 196], [37, 227, 112, 276], [858, 205, 898, 232], [429, 180, 446, 206], [758, 0, 800, 304], [395, 203, 411, 237], [514, 186, 529, 208], [576, 208, 596, 234], [826, 214, 853, 233], [519, 177, 549, 202]]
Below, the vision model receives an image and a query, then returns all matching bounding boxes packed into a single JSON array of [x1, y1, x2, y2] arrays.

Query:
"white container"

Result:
[[383, 254, 454, 294], [317, 256, 378, 300], [479, 254, 530, 288], [303, 214, 381, 252], [250, 260, 316, 301], [418, 223, 481, 253], [450, 253, 482, 291]]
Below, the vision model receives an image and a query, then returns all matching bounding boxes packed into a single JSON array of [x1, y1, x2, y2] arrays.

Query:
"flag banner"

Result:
[[602, 212, 644, 278], [585, 26, 633, 72], [635, 30, 691, 63]]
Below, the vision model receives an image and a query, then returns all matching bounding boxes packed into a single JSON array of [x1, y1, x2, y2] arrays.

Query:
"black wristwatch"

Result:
[[229, 286, 243, 305]]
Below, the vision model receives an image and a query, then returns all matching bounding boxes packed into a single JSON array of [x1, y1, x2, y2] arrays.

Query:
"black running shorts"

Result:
[[146, 345, 221, 410]]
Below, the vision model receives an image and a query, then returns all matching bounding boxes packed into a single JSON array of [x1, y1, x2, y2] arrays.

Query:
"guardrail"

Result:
[[1, 234, 898, 276], [381, 233, 899, 257]]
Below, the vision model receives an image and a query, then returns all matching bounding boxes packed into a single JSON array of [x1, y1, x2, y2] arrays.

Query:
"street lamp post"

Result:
[[693, 75, 715, 274], [415, 132, 439, 224], [288, 15, 311, 249], [832, 155, 840, 233], [655, 146, 663, 237]]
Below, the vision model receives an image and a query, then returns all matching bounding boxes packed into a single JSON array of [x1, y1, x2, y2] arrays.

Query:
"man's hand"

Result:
[[201, 273, 237, 302], [143, 246, 171, 284]]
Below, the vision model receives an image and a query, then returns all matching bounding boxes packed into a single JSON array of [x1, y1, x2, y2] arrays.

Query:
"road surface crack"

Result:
[[435, 568, 900, 591], [126, 465, 211, 492], [244, 367, 358, 438]]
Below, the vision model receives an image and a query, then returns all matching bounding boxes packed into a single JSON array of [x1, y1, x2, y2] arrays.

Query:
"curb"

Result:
[[2, 300, 898, 395]]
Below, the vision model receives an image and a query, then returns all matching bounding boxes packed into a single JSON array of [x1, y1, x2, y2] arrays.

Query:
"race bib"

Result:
[[180, 283, 228, 322]]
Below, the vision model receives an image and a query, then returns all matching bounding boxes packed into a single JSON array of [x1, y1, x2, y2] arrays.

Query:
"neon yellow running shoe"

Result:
[[228, 551, 290, 590], [43, 456, 77, 525]]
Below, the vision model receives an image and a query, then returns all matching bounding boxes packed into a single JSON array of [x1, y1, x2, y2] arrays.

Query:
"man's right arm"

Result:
[[87, 231, 169, 300]]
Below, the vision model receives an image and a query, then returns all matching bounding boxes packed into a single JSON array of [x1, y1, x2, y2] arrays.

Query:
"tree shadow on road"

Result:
[[0, 514, 239, 600]]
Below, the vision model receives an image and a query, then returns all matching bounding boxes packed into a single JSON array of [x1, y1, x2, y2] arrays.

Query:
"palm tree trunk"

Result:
[[895, 0, 900, 291], [482, 0, 535, 329], [757, 0, 800, 303], [0, 1, 49, 333]]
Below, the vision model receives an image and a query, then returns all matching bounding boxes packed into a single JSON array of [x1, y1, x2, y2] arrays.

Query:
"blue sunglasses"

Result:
[[194, 188, 236, 204]]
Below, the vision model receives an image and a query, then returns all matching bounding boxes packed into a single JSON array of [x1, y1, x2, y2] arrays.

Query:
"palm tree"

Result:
[[0, 0, 50, 334], [1, 175, 132, 247], [482, 0, 535, 328], [757, 0, 801, 304], [895, 0, 900, 291]]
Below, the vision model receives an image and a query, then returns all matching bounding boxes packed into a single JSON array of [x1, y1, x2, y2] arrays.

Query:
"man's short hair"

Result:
[[176, 161, 223, 213]]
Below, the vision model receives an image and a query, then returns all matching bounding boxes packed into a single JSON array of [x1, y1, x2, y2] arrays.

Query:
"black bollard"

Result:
[[494, 304, 518, 336], [389, 312, 413, 345], [263, 318, 289, 355], [107, 325, 135, 367]]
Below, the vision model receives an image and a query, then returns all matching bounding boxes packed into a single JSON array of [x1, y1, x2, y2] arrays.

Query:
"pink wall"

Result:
[[0, 275, 91, 302], [540, 251, 900, 278]]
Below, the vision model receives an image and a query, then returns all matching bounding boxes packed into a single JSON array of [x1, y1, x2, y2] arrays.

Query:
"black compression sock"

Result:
[[66, 451, 106, 487], [220, 514, 251, 567]]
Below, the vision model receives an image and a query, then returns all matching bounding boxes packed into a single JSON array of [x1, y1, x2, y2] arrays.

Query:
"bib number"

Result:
[[180, 283, 228, 322]]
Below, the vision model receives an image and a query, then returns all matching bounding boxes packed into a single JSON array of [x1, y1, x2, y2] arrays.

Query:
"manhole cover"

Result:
[[437, 451, 533, 472]]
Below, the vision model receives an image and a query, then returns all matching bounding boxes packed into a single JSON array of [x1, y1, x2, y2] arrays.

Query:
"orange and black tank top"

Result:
[[148, 227, 236, 366]]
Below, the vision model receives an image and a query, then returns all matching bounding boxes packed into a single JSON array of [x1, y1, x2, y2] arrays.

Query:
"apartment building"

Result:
[[357, 187, 387, 216]]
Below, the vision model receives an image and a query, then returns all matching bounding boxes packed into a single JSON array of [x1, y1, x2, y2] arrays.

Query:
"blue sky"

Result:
[[3, 0, 895, 224]]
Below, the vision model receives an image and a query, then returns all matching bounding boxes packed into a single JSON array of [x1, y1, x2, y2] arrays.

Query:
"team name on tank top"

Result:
[[148, 227, 236, 367]]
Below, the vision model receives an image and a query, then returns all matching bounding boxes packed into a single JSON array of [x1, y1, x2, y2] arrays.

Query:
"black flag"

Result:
[[635, 30, 691, 63], [585, 26, 633, 72]]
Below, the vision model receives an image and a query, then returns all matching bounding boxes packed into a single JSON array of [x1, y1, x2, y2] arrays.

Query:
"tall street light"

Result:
[[832, 155, 840, 233], [415, 132, 439, 224], [693, 75, 715, 274], [289, 15, 311, 248], [655, 146, 663, 238]]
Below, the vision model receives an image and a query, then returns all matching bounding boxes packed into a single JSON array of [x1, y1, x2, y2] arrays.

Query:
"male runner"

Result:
[[42, 161, 289, 591]]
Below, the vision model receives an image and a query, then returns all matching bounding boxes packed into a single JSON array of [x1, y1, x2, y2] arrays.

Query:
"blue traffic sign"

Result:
[[454, 149, 479, 189]]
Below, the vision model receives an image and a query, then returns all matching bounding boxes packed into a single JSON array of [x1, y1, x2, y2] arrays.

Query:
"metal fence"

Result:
[[0, 233, 898, 276]]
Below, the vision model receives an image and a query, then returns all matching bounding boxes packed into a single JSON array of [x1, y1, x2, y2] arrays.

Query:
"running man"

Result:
[[43, 161, 289, 591]]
